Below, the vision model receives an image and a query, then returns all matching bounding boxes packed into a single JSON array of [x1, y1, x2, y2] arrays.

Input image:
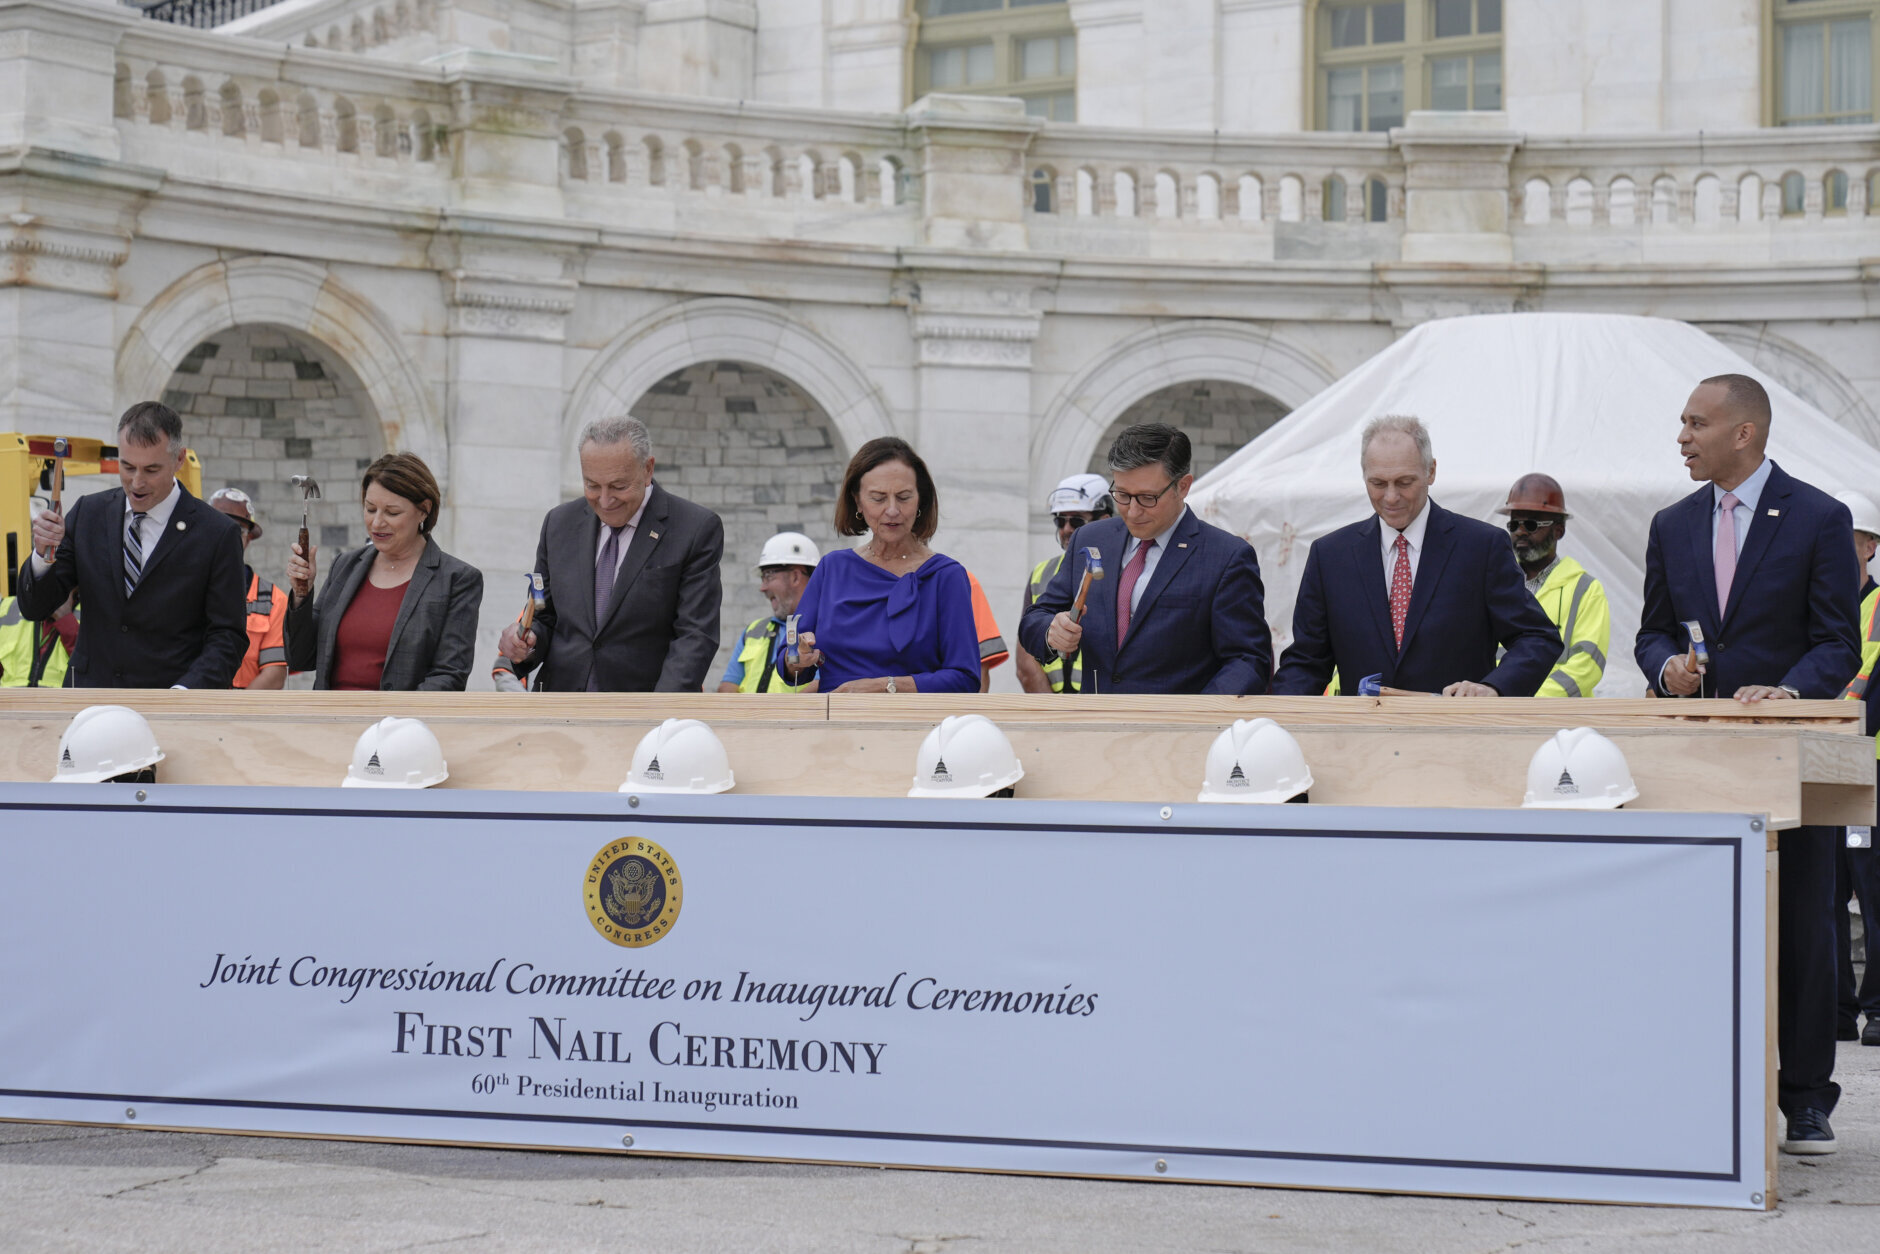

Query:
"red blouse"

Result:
[[332, 579, 409, 691]]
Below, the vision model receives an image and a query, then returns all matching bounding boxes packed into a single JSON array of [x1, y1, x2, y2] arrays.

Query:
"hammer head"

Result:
[[290, 474, 322, 501], [1083, 546, 1104, 580], [52, 437, 68, 458]]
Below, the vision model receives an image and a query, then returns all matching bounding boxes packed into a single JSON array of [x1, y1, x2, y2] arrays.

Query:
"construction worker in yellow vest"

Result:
[[1494, 474, 1609, 698], [208, 488, 288, 689], [717, 532, 821, 693], [1832, 490, 1880, 1045], [0, 592, 72, 687], [1016, 473, 1114, 693]]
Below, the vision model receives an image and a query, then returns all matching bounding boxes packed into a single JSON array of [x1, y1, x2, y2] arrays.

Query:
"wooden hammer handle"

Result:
[[1070, 570, 1096, 620]]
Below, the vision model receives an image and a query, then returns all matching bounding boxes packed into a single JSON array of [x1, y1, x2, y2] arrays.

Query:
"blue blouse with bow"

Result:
[[794, 549, 980, 693]]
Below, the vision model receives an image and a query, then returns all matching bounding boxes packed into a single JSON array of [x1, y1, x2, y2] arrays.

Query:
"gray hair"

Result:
[[1106, 423, 1192, 482], [1360, 415, 1433, 473], [578, 415, 653, 459], [117, 401, 185, 457]]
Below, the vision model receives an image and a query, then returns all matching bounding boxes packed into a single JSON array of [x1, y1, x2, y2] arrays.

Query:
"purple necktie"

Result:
[[1715, 491, 1739, 616], [589, 525, 623, 692]]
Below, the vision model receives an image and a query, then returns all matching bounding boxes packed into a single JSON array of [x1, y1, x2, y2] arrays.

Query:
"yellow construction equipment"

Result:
[[2, 434, 203, 596]]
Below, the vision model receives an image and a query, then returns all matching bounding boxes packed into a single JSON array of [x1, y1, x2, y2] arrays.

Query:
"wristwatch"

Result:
[[886, 677, 899, 694]]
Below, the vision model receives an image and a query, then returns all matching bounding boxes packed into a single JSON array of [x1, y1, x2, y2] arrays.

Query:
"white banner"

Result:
[[0, 786, 1766, 1208]]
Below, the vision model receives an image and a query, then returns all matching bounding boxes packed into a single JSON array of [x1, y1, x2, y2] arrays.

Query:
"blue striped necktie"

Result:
[[124, 512, 148, 597]]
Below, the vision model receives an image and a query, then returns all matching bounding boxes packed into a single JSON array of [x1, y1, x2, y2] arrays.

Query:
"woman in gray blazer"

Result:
[[285, 453, 484, 690]]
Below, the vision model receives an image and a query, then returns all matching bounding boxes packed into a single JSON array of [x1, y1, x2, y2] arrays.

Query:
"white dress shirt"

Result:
[[1379, 501, 1431, 593], [594, 495, 650, 578], [1121, 506, 1188, 616]]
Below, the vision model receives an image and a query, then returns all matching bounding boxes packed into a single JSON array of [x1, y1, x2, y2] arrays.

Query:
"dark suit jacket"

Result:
[[1635, 461, 1859, 699], [513, 483, 724, 692], [1272, 500, 1560, 695], [14, 485, 246, 689], [1017, 510, 1272, 694], [285, 536, 484, 690]]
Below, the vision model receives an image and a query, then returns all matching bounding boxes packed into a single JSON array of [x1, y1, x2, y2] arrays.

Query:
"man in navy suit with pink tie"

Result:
[[1636, 373, 1859, 1155]]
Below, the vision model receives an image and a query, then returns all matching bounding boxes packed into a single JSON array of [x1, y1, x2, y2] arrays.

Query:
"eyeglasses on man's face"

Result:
[[1505, 516, 1557, 534], [1109, 479, 1178, 510], [1053, 512, 1095, 531]]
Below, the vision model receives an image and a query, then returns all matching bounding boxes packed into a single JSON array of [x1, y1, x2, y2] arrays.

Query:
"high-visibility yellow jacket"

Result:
[[1839, 582, 1880, 757], [1026, 552, 1080, 693], [1531, 555, 1609, 698], [0, 595, 68, 688], [725, 615, 813, 694]]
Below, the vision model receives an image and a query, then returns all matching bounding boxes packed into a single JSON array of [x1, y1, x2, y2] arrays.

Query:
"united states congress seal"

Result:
[[584, 837, 683, 948]]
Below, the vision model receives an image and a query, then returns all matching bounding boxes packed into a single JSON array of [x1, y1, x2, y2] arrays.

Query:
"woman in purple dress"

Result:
[[787, 437, 980, 693]]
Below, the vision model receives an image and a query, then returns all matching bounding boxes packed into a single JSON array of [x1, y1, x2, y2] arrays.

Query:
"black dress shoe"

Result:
[[1839, 1018, 1861, 1041], [1865, 1016, 1880, 1046], [1781, 1108, 1837, 1155]]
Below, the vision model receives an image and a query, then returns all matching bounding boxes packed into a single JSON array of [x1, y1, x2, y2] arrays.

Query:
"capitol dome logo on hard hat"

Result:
[[584, 837, 683, 948], [365, 752, 384, 776]]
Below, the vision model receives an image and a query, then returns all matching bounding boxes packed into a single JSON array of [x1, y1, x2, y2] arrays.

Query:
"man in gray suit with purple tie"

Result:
[[498, 417, 724, 692]]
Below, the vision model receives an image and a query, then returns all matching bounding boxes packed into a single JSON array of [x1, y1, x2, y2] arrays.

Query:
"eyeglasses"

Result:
[[1109, 479, 1179, 510], [1052, 513, 1095, 530], [1505, 517, 1556, 534]]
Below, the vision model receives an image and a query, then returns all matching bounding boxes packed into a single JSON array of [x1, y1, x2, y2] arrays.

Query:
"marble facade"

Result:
[[4, 0, 1878, 688]]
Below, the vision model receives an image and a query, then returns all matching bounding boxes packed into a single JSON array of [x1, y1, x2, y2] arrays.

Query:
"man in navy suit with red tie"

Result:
[[1635, 373, 1859, 1154], [1272, 415, 1558, 698], [1018, 424, 1271, 694]]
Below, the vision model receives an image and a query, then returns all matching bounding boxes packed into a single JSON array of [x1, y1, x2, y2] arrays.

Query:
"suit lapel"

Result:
[[1395, 503, 1454, 659], [383, 538, 441, 663], [1116, 510, 1199, 656], [1354, 515, 1394, 657], [1722, 463, 1791, 629], [1681, 485, 1721, 632], [600, 484, 670, 632]]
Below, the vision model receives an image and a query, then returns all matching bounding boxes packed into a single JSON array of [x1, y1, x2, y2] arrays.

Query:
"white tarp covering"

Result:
[[1190, 313, 1880, 697]]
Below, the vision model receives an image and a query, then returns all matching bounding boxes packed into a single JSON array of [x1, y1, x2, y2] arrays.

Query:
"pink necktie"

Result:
[[1389, 533, 1412, 648], [1115, 538, 1155, 646], [1715, 491, 1739, 616]]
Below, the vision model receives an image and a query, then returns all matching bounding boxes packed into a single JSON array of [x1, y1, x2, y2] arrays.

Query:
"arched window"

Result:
[[334, 97, 358, 154], [220, 82, 245, 138], [1076, 167, 1097, 216], [1608, 176, 1636, 227], [1238, 174, 1263, 222], [564, 128, 588, 181], [1522, 177, 1552, 225], [114, 64, 132, 120], [1564, 176, 1593, 226], [146, 71, 170, 126], [411, 109, 435, 163], [1030, 166, 1055, 214], [725, 144, 745, 194], [1693, 174, 1722, 225], [182, 77, 206, 131], [644, 136, 665, 186], [684, 139, 705, 191], [258, 89, 282, 144], [1781, 170, 1806, 217], [838, 153, 861, 202], [1279, 174, 1304, 222], [1154, 171, 1179, 219], [1650, 175, 1677, 225], [1196, 173, 1221, 221], [879, 157, 904, 207], [1826, 168, 1849, 214], [605, 132, 626, 182], [1738, 173, 1763, 223], [1364, 175, 1389, 222], [1113, 170, 1137, 218], [374, 104, 399, 158]]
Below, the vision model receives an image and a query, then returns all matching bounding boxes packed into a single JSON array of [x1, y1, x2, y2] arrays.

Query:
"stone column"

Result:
[[905, 94, 1042, 252], [907, 275, 1046, 692], [440, 263, 577, 689], [0, 0, 151, 437], [436, 52, 573, 219], [1394, 110, 1521, 264]]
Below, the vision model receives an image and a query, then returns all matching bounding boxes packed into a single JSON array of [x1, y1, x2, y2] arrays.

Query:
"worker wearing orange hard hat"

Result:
[[1494, 473, 1609, 698]]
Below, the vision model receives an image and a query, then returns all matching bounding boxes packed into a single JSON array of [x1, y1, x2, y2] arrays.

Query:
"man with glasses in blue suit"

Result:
[[1018, 423, 1272, 695]]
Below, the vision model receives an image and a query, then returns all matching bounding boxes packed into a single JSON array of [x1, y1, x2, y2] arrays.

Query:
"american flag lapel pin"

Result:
[[1177, 542, 1188, 548], [650, 530, 660, 540], [1767, 509, 1780, 517]]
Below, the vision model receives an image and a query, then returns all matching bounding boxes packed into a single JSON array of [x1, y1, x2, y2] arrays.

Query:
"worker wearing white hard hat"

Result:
[[908, 714, 1024, 798], [620, 719, 735, 794], [1521, 727, 1638, 809], [719, 532, 823, 694], [1017, 474, 1115, 694], [1196, 718, 1313, 804], [343, 716, 449, 788], [51, 705, 165, 784], [1832, 489, 1880, 1045]]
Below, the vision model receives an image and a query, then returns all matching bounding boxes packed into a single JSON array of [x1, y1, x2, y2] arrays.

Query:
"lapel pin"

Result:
[[1177, 542, 1188, 549], [650, 531, 660, 540], [176, 521, 186, 531], [1766, 509, 1780, 517]]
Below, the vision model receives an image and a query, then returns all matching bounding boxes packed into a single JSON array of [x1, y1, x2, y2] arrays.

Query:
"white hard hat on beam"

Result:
[[1834, 490, 1880, 539], [344, 717, 449, 789], [908, 714, 1024, 798], [1197, 718, 1313, 804], [1522, 727, 1638, 809], [754, 532, 821, 572], [52, 705, 165, 783], [621, 718, 735, 794]]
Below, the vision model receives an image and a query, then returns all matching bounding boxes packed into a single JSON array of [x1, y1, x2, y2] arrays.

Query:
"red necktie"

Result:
[[1116, 538, 1155, 646], [1389, 532, 1412, 649]]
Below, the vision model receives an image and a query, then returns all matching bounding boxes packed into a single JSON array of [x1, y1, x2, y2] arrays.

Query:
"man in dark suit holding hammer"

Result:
[[16, 401, 247, 689], [1635, 373, 1860, 1155], [498, 416, 724, 691]]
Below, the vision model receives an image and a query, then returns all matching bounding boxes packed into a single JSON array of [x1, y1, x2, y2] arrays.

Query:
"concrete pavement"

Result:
[[3, 1042, 1876, 1253]]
